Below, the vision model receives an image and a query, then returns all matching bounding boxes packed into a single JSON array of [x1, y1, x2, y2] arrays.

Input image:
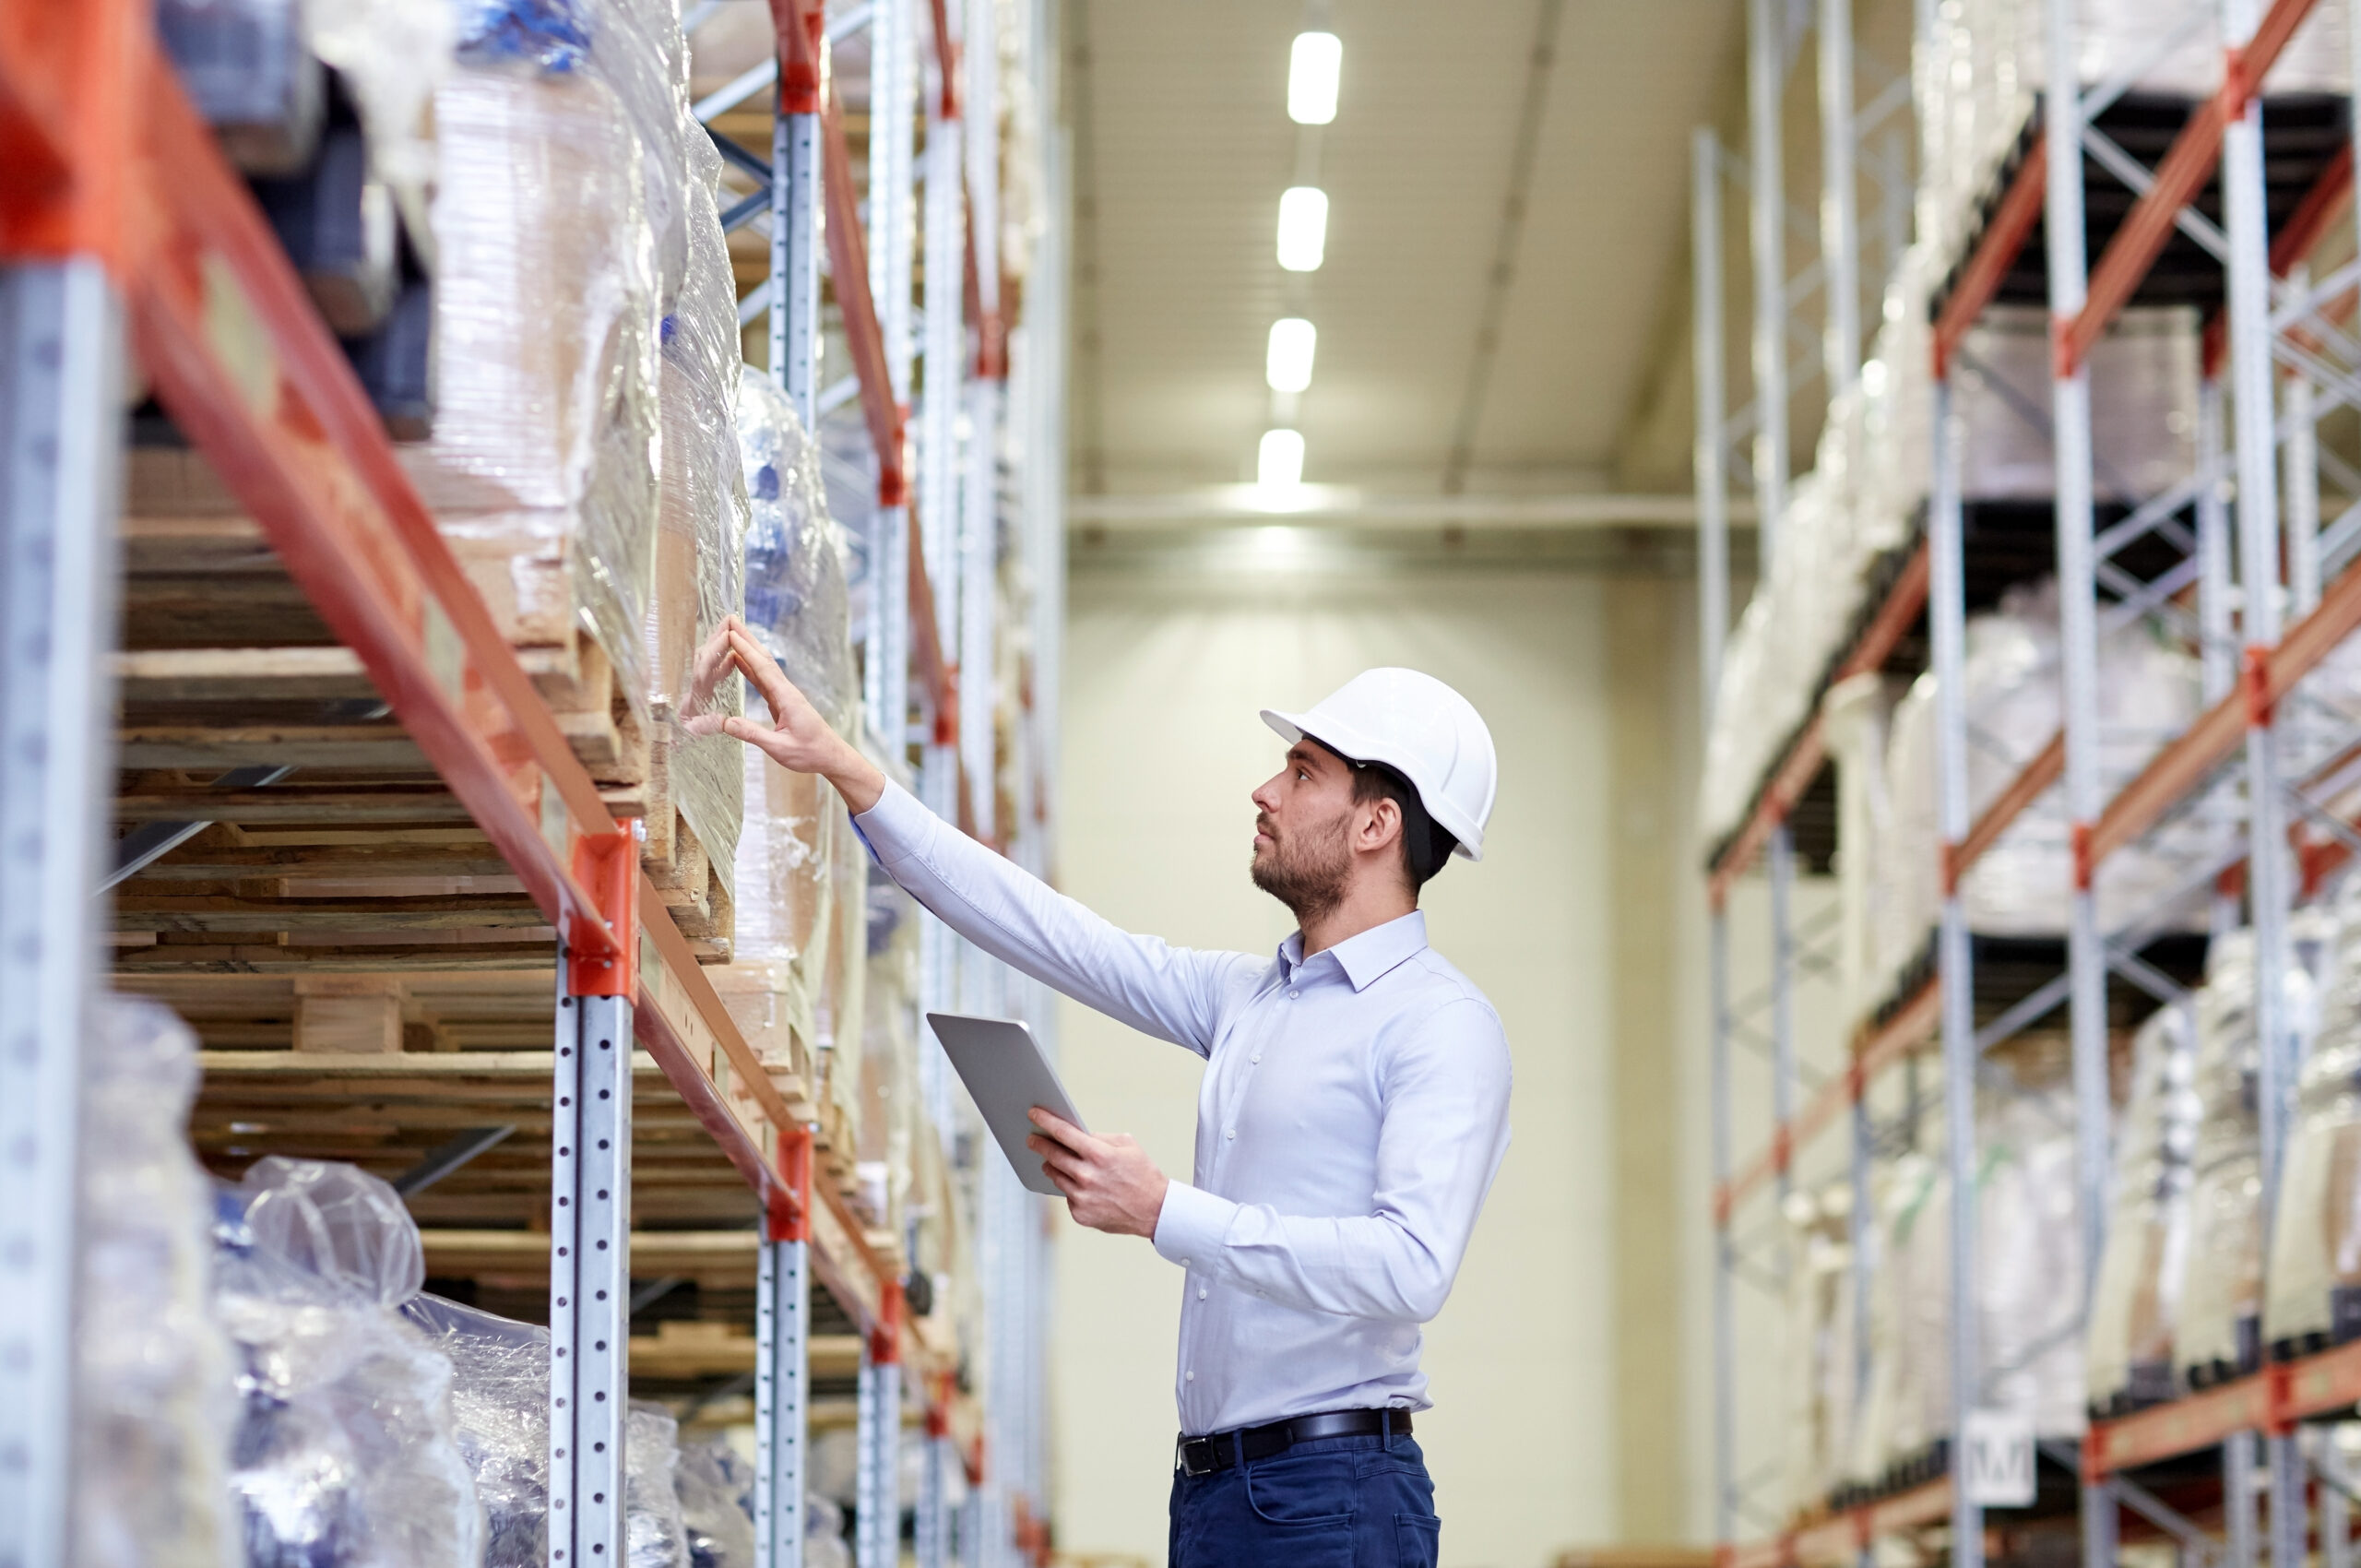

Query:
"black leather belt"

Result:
[[1174, 1408, 1413, 1477]]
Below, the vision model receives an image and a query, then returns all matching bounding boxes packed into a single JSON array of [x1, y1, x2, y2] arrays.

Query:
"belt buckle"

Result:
[[1176, 1436, 1216, 1478]]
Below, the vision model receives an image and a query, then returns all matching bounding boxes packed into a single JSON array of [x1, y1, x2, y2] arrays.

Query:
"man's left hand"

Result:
[[1026, 1110, 1169, 1239]]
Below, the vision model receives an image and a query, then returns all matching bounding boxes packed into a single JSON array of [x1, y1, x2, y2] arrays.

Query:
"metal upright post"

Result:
[[1710, 907, 1738, 1550], [2198, 376, 2245, 936], [2220, 4, 2300, 1562], [549, 868, 638, 1568], [756, 1129, 814, 1568], [0, 256, 124, 1568], [2037, 6, 2117, 1562], [2324, 1427, 2355, 1568], [1818, 0, 1859, 398], [866, 0, 915, 748], [773, 30, 825, 425], [2281, 269, 2321, 619], [916, 1420, 952, 1568], [1930, 377, 1983, 1568], [856, 1288, 904, 1568], [1747, 0, 1789, 568], [2228, 1431, 2260, 1568]]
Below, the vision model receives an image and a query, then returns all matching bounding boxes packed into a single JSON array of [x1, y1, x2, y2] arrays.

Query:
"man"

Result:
[[711, 630, 1512, 1568]]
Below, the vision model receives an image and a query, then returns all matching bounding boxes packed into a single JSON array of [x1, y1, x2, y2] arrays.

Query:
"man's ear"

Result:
[[1360, 794, 1404, 855]]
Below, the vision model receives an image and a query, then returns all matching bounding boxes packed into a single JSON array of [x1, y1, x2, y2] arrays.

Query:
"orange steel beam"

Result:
[[1709, 544, 1931, 901], [2085, 1372, 2273, 1477], [1714, 978, 1939, 1225], [2092, 545, 2361, 867], [2058, 0, 2321, 376], [821, 84, 909, 506], [1932, 144, 2047, 378], [1951, 731, 2066, 887], [1722, 1479, 1954, 1568]]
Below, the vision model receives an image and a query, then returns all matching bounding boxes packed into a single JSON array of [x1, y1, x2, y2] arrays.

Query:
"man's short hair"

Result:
[[1310, 739, 1460, 889]]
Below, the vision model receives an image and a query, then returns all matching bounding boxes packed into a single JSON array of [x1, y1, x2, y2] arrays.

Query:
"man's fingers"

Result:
[[1029, 1139, 1093, 1183], [1027, 1108, 1094, 1152]]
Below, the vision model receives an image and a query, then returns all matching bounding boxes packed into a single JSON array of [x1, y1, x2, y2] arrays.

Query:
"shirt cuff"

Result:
[[1152, 1182, 1236, 1271], [850, 779, 932, 871]]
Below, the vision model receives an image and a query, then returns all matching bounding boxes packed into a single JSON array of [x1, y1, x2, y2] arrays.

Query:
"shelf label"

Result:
[[1963, 1408, 2036, 1507]]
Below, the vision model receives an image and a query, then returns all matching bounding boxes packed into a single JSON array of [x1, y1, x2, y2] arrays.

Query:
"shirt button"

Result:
[[1251, 1053, 1261, 1064], [1198, 1287, 1208, 1300], [1288, 988, 1299, 999], [1225, 1127, 1236, 1140], [1186, 1371, 1195, 1382]]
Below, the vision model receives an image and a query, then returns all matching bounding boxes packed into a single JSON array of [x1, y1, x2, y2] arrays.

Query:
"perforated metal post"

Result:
[[756, 1127, 814, 1568], [1930, 377, 1984, 1568], [1746, 0, 1788, 566], [915, 1422, 952, 1568], [856, 1288, 903, 1568], [772, 73, 824, 425], [1817, 0, 1859, 397], [0, 258, 123, 1568], [865, 0, 916, 747], [550, 912, 636, 1568]]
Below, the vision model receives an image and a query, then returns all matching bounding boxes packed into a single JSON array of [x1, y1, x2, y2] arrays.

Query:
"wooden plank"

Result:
[[114, 895, 549, 932], [114, 645, 378, 704], [118, 725, 428, 770], [116, 790, 474, 823]]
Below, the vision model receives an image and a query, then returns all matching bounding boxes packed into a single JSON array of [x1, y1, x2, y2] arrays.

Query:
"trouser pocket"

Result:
[[1395, 1511, 1442, 1567]]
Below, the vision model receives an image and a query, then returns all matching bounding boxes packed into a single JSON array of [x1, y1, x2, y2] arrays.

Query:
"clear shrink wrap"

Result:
[[399, 1294, 552, 1566], [1825, 673, 1904, 1030], [675, 1439, 756, 1568], [717, 364, 861, 1070], [2087, 1003, 2201, 1414], [650, 137, 751, 897], [74, 998, 238, 1568], [856, 881, 923, 1229], [1780, 1186, 1858, 1515], [1871, 674, 1943, 1004], [2267, 894, 2361, 1354], [453, 0, 692, 309], [818, 787, 873, 1133], [212, 1158, 482, 1568], [1976, 1039, 2086, 1435], [1858, 1152, 1952, 1478], [2180, 933, 2319, 1384], [406, 42, 660, 724], [627, 1404, 691, 1568]]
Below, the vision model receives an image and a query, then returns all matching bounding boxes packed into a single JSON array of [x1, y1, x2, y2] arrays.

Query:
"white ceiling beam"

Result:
[[1066, 487, 1755, 530]]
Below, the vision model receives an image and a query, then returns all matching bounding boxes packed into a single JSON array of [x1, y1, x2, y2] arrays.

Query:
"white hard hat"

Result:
[[1260, 668, 1498, 861]]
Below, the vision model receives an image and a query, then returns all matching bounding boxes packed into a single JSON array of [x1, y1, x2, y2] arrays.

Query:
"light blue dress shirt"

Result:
[[855, 781, 1514, 1436]]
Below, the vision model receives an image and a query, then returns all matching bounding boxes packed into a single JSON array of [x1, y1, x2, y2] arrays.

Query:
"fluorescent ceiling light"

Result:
[[1265, 317, 1317, 393], [1258, 428, 1306, 490], [1276, 186, 1328, 272], [1287, 32, 1341, 125]]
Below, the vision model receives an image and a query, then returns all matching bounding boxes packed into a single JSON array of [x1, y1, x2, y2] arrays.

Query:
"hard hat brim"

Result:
[[1259, 707, 1483, 861]]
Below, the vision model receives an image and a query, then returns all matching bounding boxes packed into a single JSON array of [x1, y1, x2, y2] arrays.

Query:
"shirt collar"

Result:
[[1275, 910, 1429, 992]]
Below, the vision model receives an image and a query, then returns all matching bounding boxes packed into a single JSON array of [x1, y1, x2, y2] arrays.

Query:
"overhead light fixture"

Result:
[[1276, 186, 1328, 272], [1287, 31, 1341, 125], [1265, 317, 1317, 393], [1258, 428, 1306, 490]]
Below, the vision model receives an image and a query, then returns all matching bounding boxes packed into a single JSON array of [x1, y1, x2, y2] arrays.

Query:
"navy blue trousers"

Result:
[[1167, 1431, 1441, 1568]]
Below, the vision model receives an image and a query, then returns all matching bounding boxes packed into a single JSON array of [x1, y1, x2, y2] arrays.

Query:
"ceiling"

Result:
[[1065, 0, 1750, 505]]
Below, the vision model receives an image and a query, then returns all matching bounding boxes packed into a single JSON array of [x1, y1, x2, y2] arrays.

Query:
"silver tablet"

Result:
[[926, 1012, 1088, 1197]]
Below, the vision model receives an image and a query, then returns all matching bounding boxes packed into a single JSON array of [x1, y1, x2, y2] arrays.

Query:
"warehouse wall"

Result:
[[1049, 558, 1703, 1566]]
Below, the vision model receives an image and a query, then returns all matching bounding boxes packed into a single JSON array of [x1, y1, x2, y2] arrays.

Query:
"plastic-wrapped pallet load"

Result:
[[714, 365, 861, 1087], [399, 1294, 699, 1567], [1780, 1185, 1858, 1515], [647, 127, 752, 923], [212, 1158, 483, 1567], [73, 998, 238, 1568], [1849, 1151, 1951, 1487], [408, 0, 665, 745], [2180, 932, 2320, 1384], [674, 1438, 756, 1568], [2087, 1003, 2202, 1414], [2266, 890, 2361, 1356], [1976, 1039, 2086, 1436], [856, 880, 924, 1230]]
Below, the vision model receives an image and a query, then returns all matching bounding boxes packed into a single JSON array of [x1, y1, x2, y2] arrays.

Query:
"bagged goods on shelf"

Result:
[[1916, 0, 2349, 275], [738, 367, 860, 735], [856, 882, 924, 1229], [212, 1158, 482, 1568], [650, 137, 752, 902], [1950, 308, 2200, 504], [72, 998, 238, 1568], [2266, 893, 2361, 1353], [2178, 932, 2321, 1384], [674, 1438, 757, 1568], [1780, 1185, 1859, 1514], [1825, 673, 1907, 1030], [1976, 1037, 2086, 1435], [1850, 1152, 1950, 1479], [405, 42, 660, 726], [2087, 1003, 2202, 1413]]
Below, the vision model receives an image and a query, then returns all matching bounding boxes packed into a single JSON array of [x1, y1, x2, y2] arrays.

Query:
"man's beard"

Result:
[[1249, 810, 1353, 926]]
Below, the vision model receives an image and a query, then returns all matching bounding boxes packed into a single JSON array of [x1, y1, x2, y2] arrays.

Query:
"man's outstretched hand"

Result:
[[687, 616, 885, 814], [1026, 1110, 1169, 1239]]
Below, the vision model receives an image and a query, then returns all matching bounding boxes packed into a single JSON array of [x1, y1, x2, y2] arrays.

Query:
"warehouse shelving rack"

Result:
[[1697, 5, 2361, 1568], [0, 0, 1062, 1565]]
